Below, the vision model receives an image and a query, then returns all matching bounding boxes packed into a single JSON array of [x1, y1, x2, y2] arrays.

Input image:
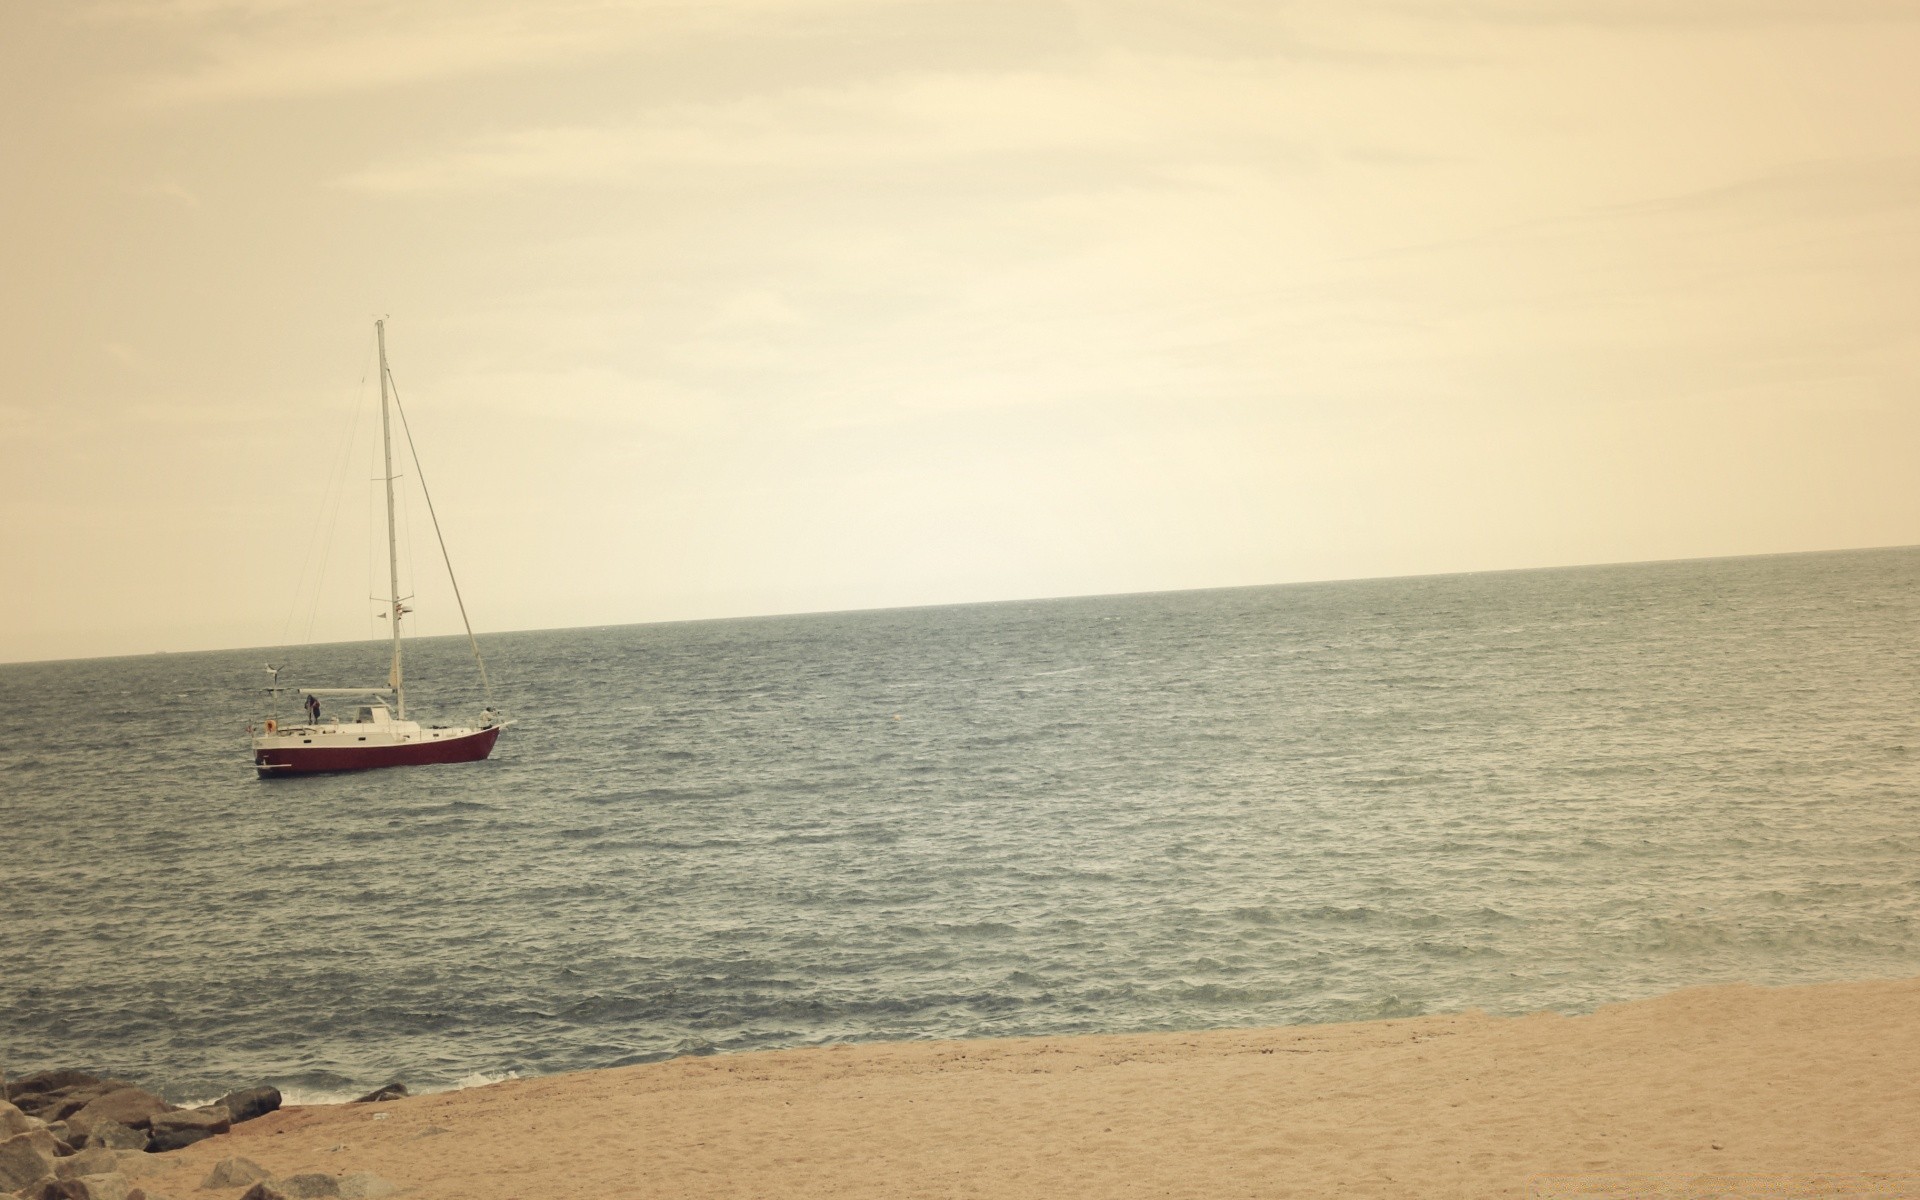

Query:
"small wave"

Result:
[[443, 1069, 520, 1093], [1365, 994, 1426, 1019], [938, 921, 1019, 940], [769, 824, 899, 847], [1413, 939, 1499, 959], [1299, 905, 1376, 923], [631, 785, 750, 803], [271, 1086, 368, 1107], [622, 836, 744, 851], [269, 1069, 522, 1108], [1468, 906, 1520, 924], [1175, 982, 1279, 1004]]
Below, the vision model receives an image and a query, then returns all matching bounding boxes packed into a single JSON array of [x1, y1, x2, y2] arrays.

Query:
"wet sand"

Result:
[[151, 976, 1920, 1199]]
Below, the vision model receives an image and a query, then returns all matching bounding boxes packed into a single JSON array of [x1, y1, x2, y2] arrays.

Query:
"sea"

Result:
[[4, 547, 1919, 1104]]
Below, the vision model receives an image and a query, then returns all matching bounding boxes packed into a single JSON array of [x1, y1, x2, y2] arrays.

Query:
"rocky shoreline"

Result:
[[1, 1071, 399, 1200]]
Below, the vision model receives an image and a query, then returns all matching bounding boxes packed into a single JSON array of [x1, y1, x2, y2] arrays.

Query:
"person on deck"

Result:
[[306, 693, 321, 725]]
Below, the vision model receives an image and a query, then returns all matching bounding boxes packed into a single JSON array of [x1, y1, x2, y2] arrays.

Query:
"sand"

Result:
[[142, 976, 1920, 1199]]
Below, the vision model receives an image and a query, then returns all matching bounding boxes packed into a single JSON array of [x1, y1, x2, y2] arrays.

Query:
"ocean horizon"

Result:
[[12, 544, 1910, 670]]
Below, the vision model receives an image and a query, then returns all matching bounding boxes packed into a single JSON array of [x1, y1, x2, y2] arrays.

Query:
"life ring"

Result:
[[265, 718, 277, 734]]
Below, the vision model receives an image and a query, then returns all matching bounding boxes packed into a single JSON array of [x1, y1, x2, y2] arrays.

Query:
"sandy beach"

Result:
[[114, 975, 1920, 1199]]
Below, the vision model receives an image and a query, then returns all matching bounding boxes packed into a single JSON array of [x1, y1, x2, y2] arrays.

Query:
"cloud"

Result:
[[133, 179, 202, 208], [335, 126, 641, 192], [103, 342, 147, 368], [701, 289, 807, 332], [119, 4, 618, 102], [88, 0, 902, 104], [70, 0, 1920, 120], [331, 52, 1323, 194], [1609, 156, 1920, 220], [1375, 0, 1920, 27], [89, 0, 1497, 112]]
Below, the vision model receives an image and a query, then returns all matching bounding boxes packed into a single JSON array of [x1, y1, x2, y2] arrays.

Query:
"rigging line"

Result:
[[386, 367, 494, 704], [286, 337, 375, 644], [281, 420, 327, 643], [399, 461, 419, 636], [303, 360, 372, 646]]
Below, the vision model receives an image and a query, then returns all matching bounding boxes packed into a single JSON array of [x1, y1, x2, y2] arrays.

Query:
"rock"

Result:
[[275, 1174, 343, 1198], [332, 1174, 396, 1200], [1, 1100, 41, 1139], [0, 1130, 63, 1193], [143, 1108, 229, 1155], [110, 1151, 160, 1179], [44, 1122, 76, 1149], [51, 1173, 134, 1200], [213, 1089, 279, 1127], [82, 1122, 148, 1153], [21, 1087, 118, 1124], [236, 1185, 289, 1200], [349, 1084, 405, 1106], [198, 1157, 271, 1189], [55, 1147, 123, 1179], [5, 1072, 107, 1104], [22, 1171, 134, 1200], [15, 1077, 137, 1125], [68, 1093, 175, 1142]]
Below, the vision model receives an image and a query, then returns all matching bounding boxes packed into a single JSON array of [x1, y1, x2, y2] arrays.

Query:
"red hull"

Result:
[[256, 726, 501, 776]]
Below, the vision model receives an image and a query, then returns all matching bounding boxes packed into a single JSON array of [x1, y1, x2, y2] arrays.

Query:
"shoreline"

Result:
[[102, 974, 1920, 1199]]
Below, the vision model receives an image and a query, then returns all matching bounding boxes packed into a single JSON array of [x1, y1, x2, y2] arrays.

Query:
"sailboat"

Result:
[[251, 320, 504, 776]]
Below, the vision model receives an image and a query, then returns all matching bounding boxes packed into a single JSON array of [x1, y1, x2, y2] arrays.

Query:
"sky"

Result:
[[4, 0, 1920, 662]]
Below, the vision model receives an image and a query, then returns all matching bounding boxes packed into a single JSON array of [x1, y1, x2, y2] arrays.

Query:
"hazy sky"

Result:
[[6, 0, 1920, 662]]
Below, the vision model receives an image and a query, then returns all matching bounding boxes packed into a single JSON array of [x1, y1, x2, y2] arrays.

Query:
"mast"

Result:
[[377, 319, 405, 720]]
